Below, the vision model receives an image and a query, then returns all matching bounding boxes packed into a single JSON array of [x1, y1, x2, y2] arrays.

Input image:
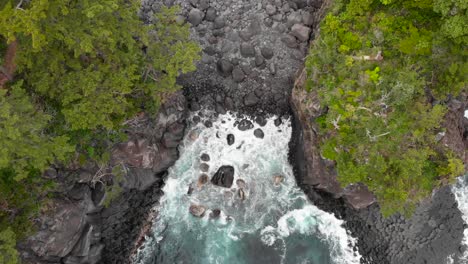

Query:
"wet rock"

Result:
[[232, 67, 245, 83], [273, 175, 284, 185], [189, 101, 201, 111], [187, 183, 194, 195], [224, 190, 234, 200], [217, 59, 233, 77], [274, 117, 282, 126], [189, 204, 206, 217], [215, 103, 227, 114], [240, 43, 255, 57], [238, 188, 246, 201], [188, 8, 204, 26], [200, 163, 210, 172], [255, 116, 267, 126], [211, 165, 235, 188], [254, 128, 265, 139], [244, 92, 259, 106], [197, 174, 209, 188], [188, 129, 200, 141], [227, 134, 235, 145], [236, 179, 246, 189], [238, 119, 254, 131], [204, 120, 213, 128], [200, 153, 210, 162], [210, 209, 221, 219], [261, 47, 274, 60], [291, 24, 311, 42]]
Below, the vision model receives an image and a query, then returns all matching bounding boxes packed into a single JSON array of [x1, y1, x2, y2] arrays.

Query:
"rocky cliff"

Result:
[[18, 92, 188, 264], [289, 69, 467, 264]]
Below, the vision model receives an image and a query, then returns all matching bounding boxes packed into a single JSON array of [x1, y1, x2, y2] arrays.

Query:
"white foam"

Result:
[[134, 111, 361, 264], [452, 175, 468, 262]]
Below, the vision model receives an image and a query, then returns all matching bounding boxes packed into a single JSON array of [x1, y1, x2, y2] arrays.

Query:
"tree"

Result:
[[0, 0, 200, 251], [306, 0, 466, 216], [0, 228, 19, 264], [0, 0, 200, 178]]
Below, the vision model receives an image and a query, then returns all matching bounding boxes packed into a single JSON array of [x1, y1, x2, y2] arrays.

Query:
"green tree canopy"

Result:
[[0, 0, 200, 250], [306, 0, 466, 216]]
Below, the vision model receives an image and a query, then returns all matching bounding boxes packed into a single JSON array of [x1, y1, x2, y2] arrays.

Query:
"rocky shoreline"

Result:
[[18, 0, 467, 263], [289, 72, 467, 264]]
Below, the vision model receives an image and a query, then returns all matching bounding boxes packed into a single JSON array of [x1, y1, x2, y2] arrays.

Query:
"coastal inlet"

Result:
[[133, 112, 361, 264]]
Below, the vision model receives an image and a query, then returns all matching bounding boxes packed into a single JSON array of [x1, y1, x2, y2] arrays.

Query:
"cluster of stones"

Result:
[[140, 0, 323, 115], [186, 120, 285, 218]]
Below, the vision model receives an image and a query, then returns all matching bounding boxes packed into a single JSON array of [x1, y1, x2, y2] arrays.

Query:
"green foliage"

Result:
[[0, 228, 19, 264], [0, 0, 199, 247], [306, 0, 466, 217], [0, 83, 74, 180]]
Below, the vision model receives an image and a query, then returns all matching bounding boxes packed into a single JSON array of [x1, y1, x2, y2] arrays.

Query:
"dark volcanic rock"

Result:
[[200, 163, 210, 172], [240, 42, 255, 58], [217, 59, 233, 77], [211, 165, 235, 188], [227, 134, 235, 145], [232, 67, 245, 83], [237, 119, 254, 131], [291, 24, 311, 42], [254, 128, 264, 138], [189, 204, 206, 217], [188, 8, 204, 26], [210, 209, 221, 219], [201, 153, 210, 162], [243, 92, 259, 106]]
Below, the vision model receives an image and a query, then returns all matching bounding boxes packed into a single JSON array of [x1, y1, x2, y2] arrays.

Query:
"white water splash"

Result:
[[134, 112, 361, 264], [452, 175, 468, 263]]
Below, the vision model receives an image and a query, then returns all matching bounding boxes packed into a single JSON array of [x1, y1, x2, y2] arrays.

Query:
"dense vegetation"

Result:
[[305, 0, 466, 216], [0, 0, 200, 259]]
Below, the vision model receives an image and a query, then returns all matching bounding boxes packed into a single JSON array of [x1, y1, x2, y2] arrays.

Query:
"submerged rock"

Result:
[[197, 174, 209, 188], [227, 134, 235, 145], [238, 188, 246, 201], [187, 183, 194, 195], [189, 204, 206, 217], [236, 179, 246, 189], [210, 209, 221, 219], [273, 175, 284, 186], [200, 163, 210, 172], [211, 166, 235, 188], [188, 129, 200, 141]]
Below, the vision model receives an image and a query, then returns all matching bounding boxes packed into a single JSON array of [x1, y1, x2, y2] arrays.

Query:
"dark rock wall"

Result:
[[19, 92, 188, 264], [289, 78, 466, 264]]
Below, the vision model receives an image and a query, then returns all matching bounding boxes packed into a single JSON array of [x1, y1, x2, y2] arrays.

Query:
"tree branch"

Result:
[[0, 40, 18, 89]]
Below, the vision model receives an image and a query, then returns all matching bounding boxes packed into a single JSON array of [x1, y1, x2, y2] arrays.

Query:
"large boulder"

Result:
[[211, 166, 235, 188], [291, 24, 311, 42]]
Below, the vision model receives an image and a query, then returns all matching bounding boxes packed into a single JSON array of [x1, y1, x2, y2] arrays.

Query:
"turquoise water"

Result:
[[134, 113, 361, 264]]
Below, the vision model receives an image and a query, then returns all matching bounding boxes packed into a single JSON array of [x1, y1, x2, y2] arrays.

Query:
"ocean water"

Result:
[[133, 112, 361, 264]]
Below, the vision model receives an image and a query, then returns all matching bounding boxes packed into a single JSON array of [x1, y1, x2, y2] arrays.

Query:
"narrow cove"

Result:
[[133, 112, 361, 264]]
